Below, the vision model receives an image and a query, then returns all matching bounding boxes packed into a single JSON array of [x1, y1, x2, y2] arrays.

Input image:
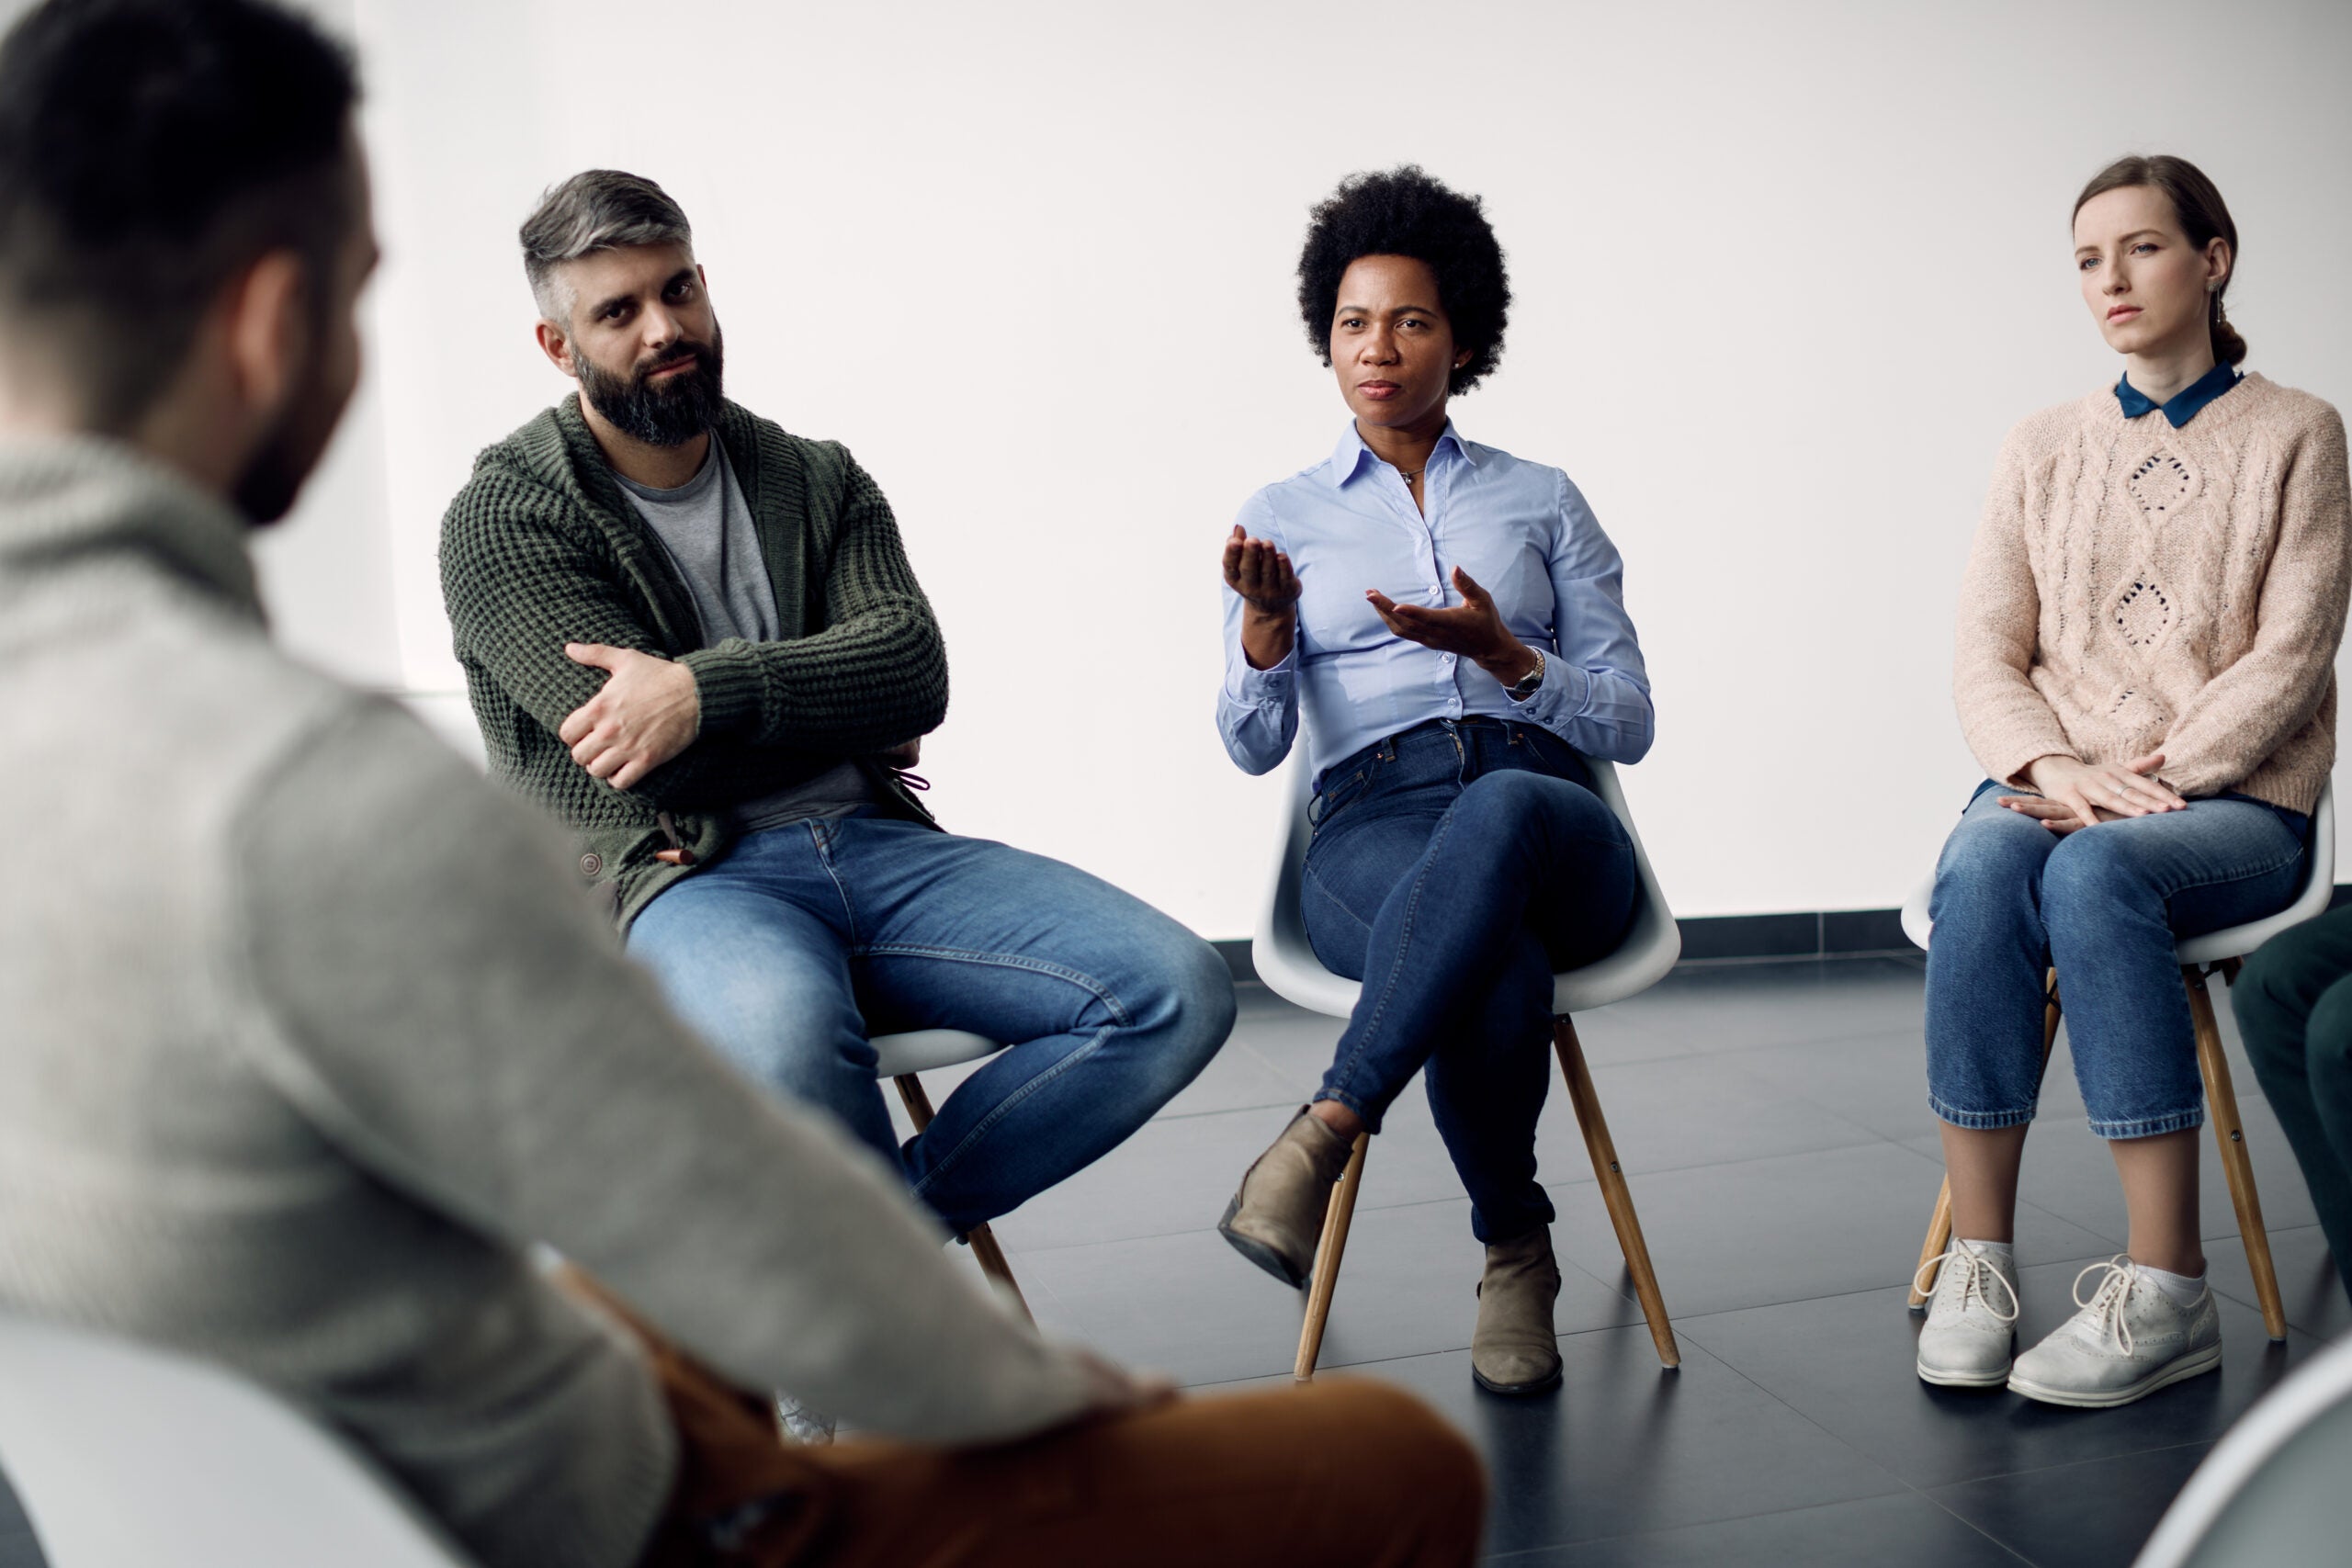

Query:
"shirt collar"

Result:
[[2116, 362, 2243, 429], [1322, 420, 1476, 488]]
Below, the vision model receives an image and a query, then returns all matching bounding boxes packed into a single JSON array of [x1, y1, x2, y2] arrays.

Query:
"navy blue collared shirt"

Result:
[[2117, 362, 2243, 428]]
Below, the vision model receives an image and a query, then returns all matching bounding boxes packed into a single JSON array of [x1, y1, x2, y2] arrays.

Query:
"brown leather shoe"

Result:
[[1217, 1107, 1355, 1288], [1472, 1225, 1564, 1394]]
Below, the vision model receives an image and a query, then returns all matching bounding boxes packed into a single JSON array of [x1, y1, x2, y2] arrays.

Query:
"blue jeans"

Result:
[[1303, 717, 1638, 1243], [627, 814, 1234, 1234], [1926, 781, 2309, 1139]]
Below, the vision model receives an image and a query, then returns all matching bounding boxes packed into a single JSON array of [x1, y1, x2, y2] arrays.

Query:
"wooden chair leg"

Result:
[[1555, 1016, 1679, 1368], [894, 1073, 1034, 1325], [1910, 1179, 1956, 1311], [1911, 971, 2063, 1307], [2185, 968, 2287, 1341], [1293, 1132, 1369, 1383]]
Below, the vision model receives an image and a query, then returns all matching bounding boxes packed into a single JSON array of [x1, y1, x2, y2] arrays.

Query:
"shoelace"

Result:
[[2070, 1256, 2141, 1357], [1913, 1246, 2019, 1325]]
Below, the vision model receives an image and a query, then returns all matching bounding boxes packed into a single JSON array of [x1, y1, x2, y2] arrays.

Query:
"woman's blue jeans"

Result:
[[1302, 717, 1637, 1243], [1926, 781, 2309, 1139]]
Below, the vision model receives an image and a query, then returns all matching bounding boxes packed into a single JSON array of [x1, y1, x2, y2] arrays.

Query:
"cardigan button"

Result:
[[580, 852, 603, 877]]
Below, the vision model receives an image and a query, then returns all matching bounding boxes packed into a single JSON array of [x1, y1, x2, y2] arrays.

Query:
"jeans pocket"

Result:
[[1516, 725, 1592, 789], [1308, 767, 1371, 832]]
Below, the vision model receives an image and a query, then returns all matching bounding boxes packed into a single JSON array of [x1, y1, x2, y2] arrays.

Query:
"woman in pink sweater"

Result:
[[1916, 155, 2352, 1409]]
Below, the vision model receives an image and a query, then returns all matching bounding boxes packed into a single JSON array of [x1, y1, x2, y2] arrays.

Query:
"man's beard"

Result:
[[576, 323, 726, 447], [233, 350, 351, 525]]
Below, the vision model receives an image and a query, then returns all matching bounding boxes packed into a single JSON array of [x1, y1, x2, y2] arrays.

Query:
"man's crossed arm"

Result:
[[559, 642, 700, 792]]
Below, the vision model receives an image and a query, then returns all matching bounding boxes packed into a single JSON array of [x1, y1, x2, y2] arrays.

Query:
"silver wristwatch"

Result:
[[1506, 648, 1545, 702]]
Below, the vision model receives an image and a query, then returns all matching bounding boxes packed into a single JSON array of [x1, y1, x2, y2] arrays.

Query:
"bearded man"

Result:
[[438, 171, 1234, 1273]]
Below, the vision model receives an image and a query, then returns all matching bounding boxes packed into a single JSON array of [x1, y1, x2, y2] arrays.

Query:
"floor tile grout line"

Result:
[[1654, 1314, 1932, 1514], [1919, 1437, 2219, 1497], [1469, 1483, 2032, 1566], [1917, 1489, 2044, 1568]]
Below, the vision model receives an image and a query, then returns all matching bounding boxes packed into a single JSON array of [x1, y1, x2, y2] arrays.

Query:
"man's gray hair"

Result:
[[518, 169, 692, 323]]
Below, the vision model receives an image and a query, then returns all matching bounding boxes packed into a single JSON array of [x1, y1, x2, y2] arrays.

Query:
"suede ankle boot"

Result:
[[1217, 1106, 1355, 1288], [1472, 1225, 1564, 1395]]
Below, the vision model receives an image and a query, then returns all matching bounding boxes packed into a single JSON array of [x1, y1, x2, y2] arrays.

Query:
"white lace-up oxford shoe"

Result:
[[1914, 1240, 2021, 1388], [2007, 1256, 2222, 1409]]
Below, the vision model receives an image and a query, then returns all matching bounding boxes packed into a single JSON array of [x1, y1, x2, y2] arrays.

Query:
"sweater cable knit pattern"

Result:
[[440, 395, 946, 928], [1954, 373, 2352, 815]]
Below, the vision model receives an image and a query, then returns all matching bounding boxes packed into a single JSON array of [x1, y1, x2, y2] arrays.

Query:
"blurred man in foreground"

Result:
[[0, 2, 1483, 1565]]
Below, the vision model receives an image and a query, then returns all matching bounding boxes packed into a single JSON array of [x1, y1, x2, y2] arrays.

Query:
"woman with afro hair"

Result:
[[1215, 165, 1653, 1396]]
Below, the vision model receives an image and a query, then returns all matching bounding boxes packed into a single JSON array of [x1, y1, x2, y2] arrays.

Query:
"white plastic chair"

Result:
[[1254, 750, 1682, 1380], [0, 1310, 475, 1568], [2133, 1325, 2352, 1566], [872, 1029, 1030, 1320], [1903, 782, 2335, 1340]]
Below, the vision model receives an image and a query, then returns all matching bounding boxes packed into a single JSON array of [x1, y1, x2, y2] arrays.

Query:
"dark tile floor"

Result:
[[1, 953, 2340, 1568], [958, 953, 2342, 1568]]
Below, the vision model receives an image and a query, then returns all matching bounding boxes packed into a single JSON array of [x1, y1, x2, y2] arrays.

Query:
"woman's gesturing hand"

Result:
[[1224, 525, 1301, 670], [1224, 525, 1301, 613], [1368, 567, 1540, 688], [2002, 751, 2187, 833]]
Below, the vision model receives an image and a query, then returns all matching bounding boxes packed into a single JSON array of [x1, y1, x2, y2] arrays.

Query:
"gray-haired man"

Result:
[[439, 171, 1238, 1248]]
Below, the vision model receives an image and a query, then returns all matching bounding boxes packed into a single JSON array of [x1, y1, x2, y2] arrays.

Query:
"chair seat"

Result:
[[870, 1029, 1006, 1077], [1252, 752, 1680, 1021], [0, 1311, 473, 1567], [1899, 780, 2336, 964]]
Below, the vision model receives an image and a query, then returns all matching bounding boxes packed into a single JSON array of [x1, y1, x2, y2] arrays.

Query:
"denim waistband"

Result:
[[1316, 716, 1580, 798]]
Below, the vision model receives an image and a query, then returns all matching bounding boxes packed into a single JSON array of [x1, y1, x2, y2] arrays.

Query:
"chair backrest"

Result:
[[1904, 780, 2338, 964], [0, 1311, 476, 1568], [1252, 748, 1679, 1021], [2133, 1328, 2352, 1567], [1251, 755, 1363, 1020]]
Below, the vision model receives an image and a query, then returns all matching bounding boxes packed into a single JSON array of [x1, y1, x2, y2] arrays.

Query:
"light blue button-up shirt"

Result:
[[1218, 422, 1653, 784]]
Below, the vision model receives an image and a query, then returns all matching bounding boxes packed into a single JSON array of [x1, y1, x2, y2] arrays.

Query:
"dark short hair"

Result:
[[0, 0, 359, 430], [2074, 153, 2245, 368], [1296, 165, 1511, 395], [519, 170, 693, 324]]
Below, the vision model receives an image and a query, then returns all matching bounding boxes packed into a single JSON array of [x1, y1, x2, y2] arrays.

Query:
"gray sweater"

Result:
[[0, 438, 1091, 1568]]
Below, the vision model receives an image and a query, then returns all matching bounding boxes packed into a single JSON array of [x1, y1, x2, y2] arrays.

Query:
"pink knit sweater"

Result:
[[1955, 373, 2352, 815]]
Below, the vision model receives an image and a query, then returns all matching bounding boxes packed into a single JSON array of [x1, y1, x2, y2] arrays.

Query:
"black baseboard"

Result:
[[1212, 908, 1912, 984], [1671, 909, 1908, 962], [1215, 885, 2352, 984]]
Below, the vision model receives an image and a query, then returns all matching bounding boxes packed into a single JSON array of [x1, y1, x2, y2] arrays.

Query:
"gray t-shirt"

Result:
[[613, 444, 874, 830]]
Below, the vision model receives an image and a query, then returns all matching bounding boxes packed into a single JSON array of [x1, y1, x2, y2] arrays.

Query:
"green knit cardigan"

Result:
[[439, 394, 944, 929]]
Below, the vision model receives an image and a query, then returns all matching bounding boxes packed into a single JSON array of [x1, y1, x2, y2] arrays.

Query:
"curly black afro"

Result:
[[1296, 165, 1511, 396]]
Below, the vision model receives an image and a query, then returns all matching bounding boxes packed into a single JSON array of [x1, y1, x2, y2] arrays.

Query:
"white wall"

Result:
[[275, 0, 2352, 932]]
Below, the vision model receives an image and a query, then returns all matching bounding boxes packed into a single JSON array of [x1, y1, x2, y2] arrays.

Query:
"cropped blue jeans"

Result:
[[628, 813, 1234, 1235], [1302, 716, 1637, 1243], [1925, 781, 2309, 1140]]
